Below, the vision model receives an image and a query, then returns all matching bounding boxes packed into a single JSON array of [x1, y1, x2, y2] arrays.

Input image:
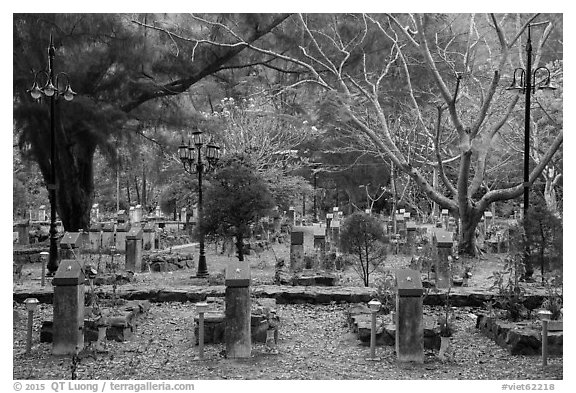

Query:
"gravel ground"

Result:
[[13, 302, 562, 380]]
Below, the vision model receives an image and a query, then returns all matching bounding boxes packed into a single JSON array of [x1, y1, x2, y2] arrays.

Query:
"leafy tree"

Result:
[[340, 212, 387, 286], [523, 196, 562, 281], [198, 154, 275, 261]]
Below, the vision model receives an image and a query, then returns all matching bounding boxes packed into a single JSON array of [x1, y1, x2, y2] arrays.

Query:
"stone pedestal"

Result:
[[434, 230, 453, 289], [225, 261, 251, 359], [52, 259, 84, 355], [290, 231, 304, 272], [115, 223, 130, 252], [101, 223, 115, 251], [143, 222, 156, 251], [59, 232, 82, 260], [89, 223, 102, 251], [329, 220, 340, 251], [406, 221, 417, 255], [395, 269, 423, 363], [14, 222, 30, 246], [125, 227, 143, 272]]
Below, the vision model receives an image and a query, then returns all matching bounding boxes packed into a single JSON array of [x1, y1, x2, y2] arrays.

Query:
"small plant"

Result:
[[374, 270, 396, 314], [488, 252, 527, 321], [542, 273, 563, 320]]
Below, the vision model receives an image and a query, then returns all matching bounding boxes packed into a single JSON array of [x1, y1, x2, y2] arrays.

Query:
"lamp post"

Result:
[[506, 24, 556, 219], [28, 35, 76, 276], [179, 130, 221, 278], [24, 298, 39, 354], [537, 309, 552, 367], [195, 301, 208, 359], [367, 299, 382, 361]]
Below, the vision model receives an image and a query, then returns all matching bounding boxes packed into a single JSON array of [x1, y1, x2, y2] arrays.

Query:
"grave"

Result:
[[143, 222, 156, 251], [125, 227, 143, 272], [441, 209, 449, 230], [406, 221, 417, 255], [14, 220, 30, 246], [434, 230, 453, 289], [115, 222, 130, 252], [329, 219, 340, 251], [88, 223, 102, 251], [290, 230, 305, 272], [395, 269, 424, 363], [52, 259, 84, 355], [101, 222, 115, 250], [59, 232, 82, 260], [287, 207, 295, 226], [225, 261, 251, 358]]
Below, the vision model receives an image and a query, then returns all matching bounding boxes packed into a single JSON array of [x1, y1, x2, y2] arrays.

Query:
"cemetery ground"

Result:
[[13, 240, 563, 380]]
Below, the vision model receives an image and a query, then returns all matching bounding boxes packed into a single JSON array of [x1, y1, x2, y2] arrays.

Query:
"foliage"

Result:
[[198, 154, 275, 261], [541, 273, 563, 320], [339, 212, 387, 286], [522, 196, 563, 280], [488, 253, 527, 321], [374, 270, 396, 314]]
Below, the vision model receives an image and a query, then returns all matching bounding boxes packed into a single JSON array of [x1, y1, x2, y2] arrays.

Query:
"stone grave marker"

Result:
[[125, 227, 144, 272], [117, 209, 127, 223], [88, 223, 102, 251], [329, 219, 340, 251], [14, 220, 30, 246], [287, 207, 295, 226], [290, 230, 304, 272], [101, 222, 115, 250], [225, 261, 251, 358], [38, 205, 47, 221], [406, 221, 417, 255], [434, 230, 453, 289], [52, 259, 85, 355], [395, 269, 424, 363], [59, 232, 82, 260], [135, 205, 143, 223], [115, 222, 130, 252], [143, 222, 156, 251]]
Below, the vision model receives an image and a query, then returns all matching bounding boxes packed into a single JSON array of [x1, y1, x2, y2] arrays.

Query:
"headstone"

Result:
[[52, 259, 85, 355], [38, 205, 47, 221], [101, 222, 115, 250], [290, 230, 304, 272], [406, 221, 417, 255], [329, 219, 340, 251], [395, 269, 424, 363], [143, 222, 156, 251], [88, 223, 102, 251], [225, 261, 251, 358], [14, 221, 30, 246], [129, 206, 136, 224], [434, 230, 453, 289], [155, 206, 161, 217], [287, 207, 295, 226], [59, 232, 82, 260], [115, 222, 130, 252], [135, 205, 143, 223], [180, 207, 187, 224], [91, 203, 99, 222], [117, 210, 127, 223], [125, 227, 143, 272]]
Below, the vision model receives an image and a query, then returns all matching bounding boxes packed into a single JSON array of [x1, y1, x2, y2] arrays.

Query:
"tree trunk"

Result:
[[236, 233, 244, 262], [458, 209, 482, 256]]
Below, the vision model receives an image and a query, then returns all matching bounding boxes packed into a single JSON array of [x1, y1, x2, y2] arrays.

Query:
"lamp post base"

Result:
[[196, 255, 209, 278]]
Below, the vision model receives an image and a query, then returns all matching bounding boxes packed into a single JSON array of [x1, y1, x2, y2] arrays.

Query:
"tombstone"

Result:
[[290, 230, 305, 272], [225, 261, 251, 358], [129, 206, 136, 224], [434, 230, 453, 289], [155, 206, 161, 217], [313, 226, 326, 269], [325, 213, 333, 233], [406, 221, 417, 255], [272, 210, 281, 233], [88, 223, 102, 251], [52, 259, 85, 355], [115, 222, 130, 252], [38, 205, 47, 221], [484, 211, 493, 230], [287, 207, 295, 226], [101, 222, 115, 250], [91, 203, 99, 222], [396, 213, 406, 238], [59, 232, 82, 260], [395, 269, 424, 363], [180, 207, 187, 224], [135, 205, 143, 224], [14, 220, 30, 246], [143, 222, 156, 251], [125, 227, 143, 272], [447, 217, 456, 233], [403, 212, 410, 220], [117, 209, 128, 224], [329, 219, 340, 251]]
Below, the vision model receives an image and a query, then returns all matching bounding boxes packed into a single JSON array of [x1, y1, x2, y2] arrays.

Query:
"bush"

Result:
[[340, 212, 387, 286]]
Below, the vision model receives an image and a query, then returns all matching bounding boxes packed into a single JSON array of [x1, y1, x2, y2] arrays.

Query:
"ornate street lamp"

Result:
[[28, 35, 76, 276], [506, 24, 556, 219], [178, 130, 221, 278]]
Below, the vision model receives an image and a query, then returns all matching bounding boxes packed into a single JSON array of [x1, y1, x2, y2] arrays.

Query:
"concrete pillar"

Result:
[[225, 261, 251, 358], [88, 224, 102, 251], [395, 269, 423, 363], [59, 232, 82, 260], [101, 222, 115, 251], [115, 223, 130, 252], [406, 222, 417, 255], [290, 230, 304, 272], [52, 259, 84, 355], [125, 227, 143, 272], [434, 230, 453, 289]]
